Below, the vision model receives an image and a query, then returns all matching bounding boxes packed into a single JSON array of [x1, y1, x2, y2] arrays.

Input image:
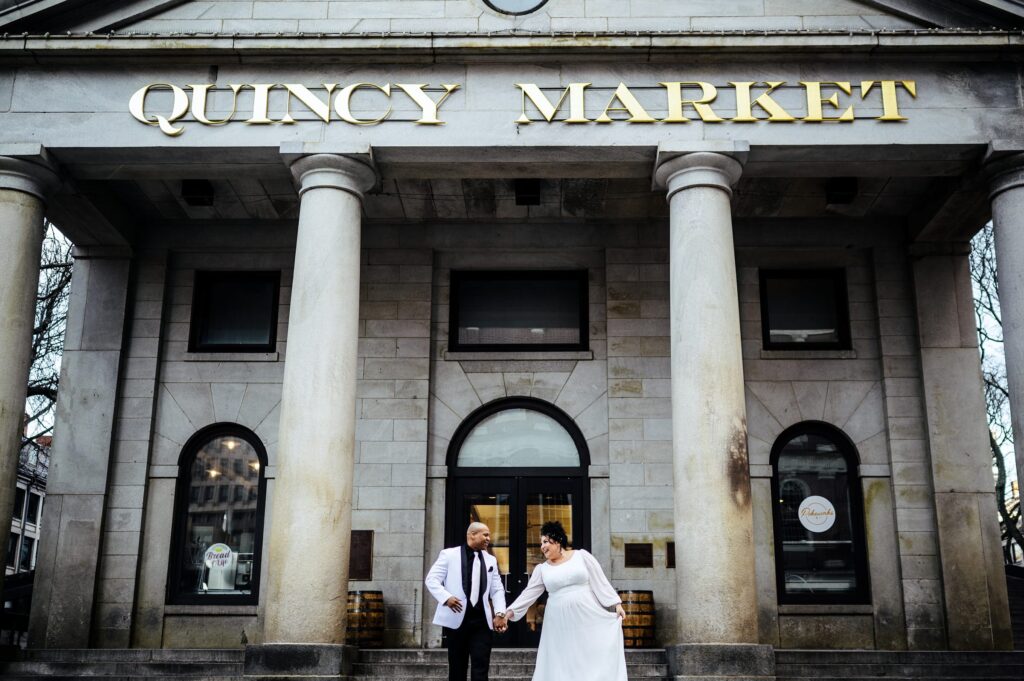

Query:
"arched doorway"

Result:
[[446, 397, 590, 647]]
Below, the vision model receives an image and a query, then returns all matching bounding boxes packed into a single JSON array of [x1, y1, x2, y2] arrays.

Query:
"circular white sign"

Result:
[[797, 496, 837, 533], [204, 543, 233, 568]]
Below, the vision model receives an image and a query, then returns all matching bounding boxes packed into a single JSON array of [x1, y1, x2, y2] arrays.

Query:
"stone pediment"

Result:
[[1, 0, 1023, 34]]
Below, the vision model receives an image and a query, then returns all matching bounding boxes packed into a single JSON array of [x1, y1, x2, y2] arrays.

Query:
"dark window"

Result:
[[760, 269, 850, 350], [18, 536, 34, 572], [13, 488, 25, 523], [771, 423, 870, 604], [189, 271, 280, 352], [624, 543, 654, 568], [25, 493, 41, 525], [449, 270, 589, 352], [349, 530, 374, 581], [6, 533, 18, 568], [167, 425, 268, 605], [667, 542, 676, 569]]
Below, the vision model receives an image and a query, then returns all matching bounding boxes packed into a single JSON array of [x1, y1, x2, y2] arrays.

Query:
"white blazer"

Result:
[[425, 546, 507, 630]]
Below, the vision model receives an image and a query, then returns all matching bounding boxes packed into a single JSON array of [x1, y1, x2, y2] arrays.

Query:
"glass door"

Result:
[[449, 476, 587, 647]]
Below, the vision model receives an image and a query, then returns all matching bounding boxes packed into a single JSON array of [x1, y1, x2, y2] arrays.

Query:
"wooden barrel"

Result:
[[617, 590, 655, 648], [346, 590, 385, 648]]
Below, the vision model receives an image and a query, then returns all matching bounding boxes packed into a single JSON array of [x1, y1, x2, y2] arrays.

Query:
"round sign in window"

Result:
[[797, 496, 837, 533], [484, 0, 550, 15]]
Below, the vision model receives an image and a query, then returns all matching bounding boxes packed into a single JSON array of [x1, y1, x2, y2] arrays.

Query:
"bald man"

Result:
[[425, 523, 507, 681]]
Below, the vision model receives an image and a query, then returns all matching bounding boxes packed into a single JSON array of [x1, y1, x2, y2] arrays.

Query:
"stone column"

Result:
[[654, 152, 772, 678], [253, 154, 374, 676], [989, 154, 1024, 522], [911, 245, 1013, 650], [28, 247, 131, 648], [0, 155, 59, 595]]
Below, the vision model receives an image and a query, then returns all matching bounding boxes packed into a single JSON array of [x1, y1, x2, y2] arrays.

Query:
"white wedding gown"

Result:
[[506, 549, 627, 681]]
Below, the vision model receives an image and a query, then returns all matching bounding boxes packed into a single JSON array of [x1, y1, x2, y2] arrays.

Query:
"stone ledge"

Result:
[[444, 350, 594, 361], [759, 349, 857, 360], [164, 604, 259, 616], [244, 643, 355, 680], [185, 351, 280, 362], [778, 604, 875, 615], [666, 643, 775, 679]]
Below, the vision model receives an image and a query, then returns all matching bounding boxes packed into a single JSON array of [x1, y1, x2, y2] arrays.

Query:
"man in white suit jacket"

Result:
[[425, 522, 507, 681]]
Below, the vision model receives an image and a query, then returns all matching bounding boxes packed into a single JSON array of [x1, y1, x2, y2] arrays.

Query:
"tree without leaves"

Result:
[[970, 223, 1024, 563], [22, 224, 72, 458]]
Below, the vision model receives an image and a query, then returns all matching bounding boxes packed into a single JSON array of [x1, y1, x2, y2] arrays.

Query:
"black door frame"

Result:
[[445, 397, 591, 647]]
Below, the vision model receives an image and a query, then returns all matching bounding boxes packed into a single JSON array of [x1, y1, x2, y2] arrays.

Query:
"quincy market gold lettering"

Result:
[[129, 79, 917, 136]]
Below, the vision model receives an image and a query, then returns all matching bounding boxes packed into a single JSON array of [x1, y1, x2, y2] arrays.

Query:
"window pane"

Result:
[[6, 533, 18, 568], [776, 433, 859, 598], [453, 272, 585, 348], [19, 536, 34, 572], [13, 488, 25, 522], [464, 493, 511, 575], [763, 272, 844, 345], [177, 435, 262, 597], [25, 493, 40, 525], [457, 409, 580, 467], [192, 272, 278, 349]]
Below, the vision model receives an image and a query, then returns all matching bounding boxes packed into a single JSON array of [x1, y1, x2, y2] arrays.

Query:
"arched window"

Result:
[[770, 422, 870, 604], [167, 424, 267, 605]]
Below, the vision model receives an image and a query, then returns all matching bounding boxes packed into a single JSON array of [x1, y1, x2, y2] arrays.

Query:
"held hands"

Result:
[[615, 605, 626, 620], [492, 613, 508, 633], [444, 596, 463, 613]]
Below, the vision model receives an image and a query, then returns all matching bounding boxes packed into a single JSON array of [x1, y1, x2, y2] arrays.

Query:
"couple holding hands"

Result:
[[425, 520, 627, 681]]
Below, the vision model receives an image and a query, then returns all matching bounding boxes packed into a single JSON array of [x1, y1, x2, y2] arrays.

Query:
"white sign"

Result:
[[204, 543, 233, 568], [798, 496, 837, 533]]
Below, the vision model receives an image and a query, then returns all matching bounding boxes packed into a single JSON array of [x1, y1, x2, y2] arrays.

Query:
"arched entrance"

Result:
[[446, 397, 590, 647]]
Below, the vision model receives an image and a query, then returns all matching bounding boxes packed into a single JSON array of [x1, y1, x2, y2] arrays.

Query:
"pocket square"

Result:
[[488, 566, 494, 572]]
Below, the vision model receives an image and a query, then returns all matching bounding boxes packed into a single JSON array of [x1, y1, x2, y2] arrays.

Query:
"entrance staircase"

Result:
[[3, 646, 1024, 680]]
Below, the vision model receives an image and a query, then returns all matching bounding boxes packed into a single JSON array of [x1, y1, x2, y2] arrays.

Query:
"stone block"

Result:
[[244, 644, 354, 677], [665, 644, 775, 678], [778, 615, 875, 649]]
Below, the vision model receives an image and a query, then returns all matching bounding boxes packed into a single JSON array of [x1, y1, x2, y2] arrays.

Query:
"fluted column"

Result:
[[989, 153, 1024, 521], [0, 155, 59, 594], [655, 152, 760, 647], [263, 154, 375, 644]]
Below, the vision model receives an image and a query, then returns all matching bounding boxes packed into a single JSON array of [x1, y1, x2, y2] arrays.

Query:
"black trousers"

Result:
[[445, 606, 492, 681]]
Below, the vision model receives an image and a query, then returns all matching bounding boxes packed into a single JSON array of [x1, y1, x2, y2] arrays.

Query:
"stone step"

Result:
[[776, 663, 1024, 677], [0, 661, 244, 676], [357, 648, 666, 663], [775, 650, 1024, 664], [350, 662, 668, 676], [16, 649, 245, 663], [778, 678, 1024, 681]]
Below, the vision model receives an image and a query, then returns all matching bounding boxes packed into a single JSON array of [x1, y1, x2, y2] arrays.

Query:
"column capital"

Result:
[[0, 153, 60, 201], [984, 150, 1024, 200], [283, 150, 377, 200], [654, 151, 744, 201]]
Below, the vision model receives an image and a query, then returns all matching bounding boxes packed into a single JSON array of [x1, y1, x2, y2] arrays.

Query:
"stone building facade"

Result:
[[1, 0, 1023, 671]]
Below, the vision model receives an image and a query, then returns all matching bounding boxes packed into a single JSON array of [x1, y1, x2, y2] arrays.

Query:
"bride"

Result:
[[499, 521, 627, 681]]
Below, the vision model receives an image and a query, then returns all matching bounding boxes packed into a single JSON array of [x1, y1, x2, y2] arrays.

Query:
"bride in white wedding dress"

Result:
[[501, 521, 627, 681]]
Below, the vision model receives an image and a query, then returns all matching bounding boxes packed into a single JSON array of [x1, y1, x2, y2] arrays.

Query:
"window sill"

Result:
[[444, 350, 594, 361], [778, 604, 874, 615], [163, 604, 259, 616], [760, 349, 856, 360], [184, 352, 279, 362]]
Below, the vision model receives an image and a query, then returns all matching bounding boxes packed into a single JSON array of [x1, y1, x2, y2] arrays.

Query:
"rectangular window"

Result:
[[6, 533, 18, 568], [13, 487, 25, 523], [25, 493, 41, 525], [189, 271, 280, 352], [449, 270, 589, 352], [19, 536, 35, 572], [759, 269, 850, 350]]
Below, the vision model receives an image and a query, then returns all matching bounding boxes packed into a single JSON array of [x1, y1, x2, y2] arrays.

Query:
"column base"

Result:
[[243, 643, 356, 680], [665, 643, 776, 680]]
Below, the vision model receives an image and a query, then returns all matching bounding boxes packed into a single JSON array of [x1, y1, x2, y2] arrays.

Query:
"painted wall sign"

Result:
[[129, 79, 917, 136], [798, 496, 837, 533]]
